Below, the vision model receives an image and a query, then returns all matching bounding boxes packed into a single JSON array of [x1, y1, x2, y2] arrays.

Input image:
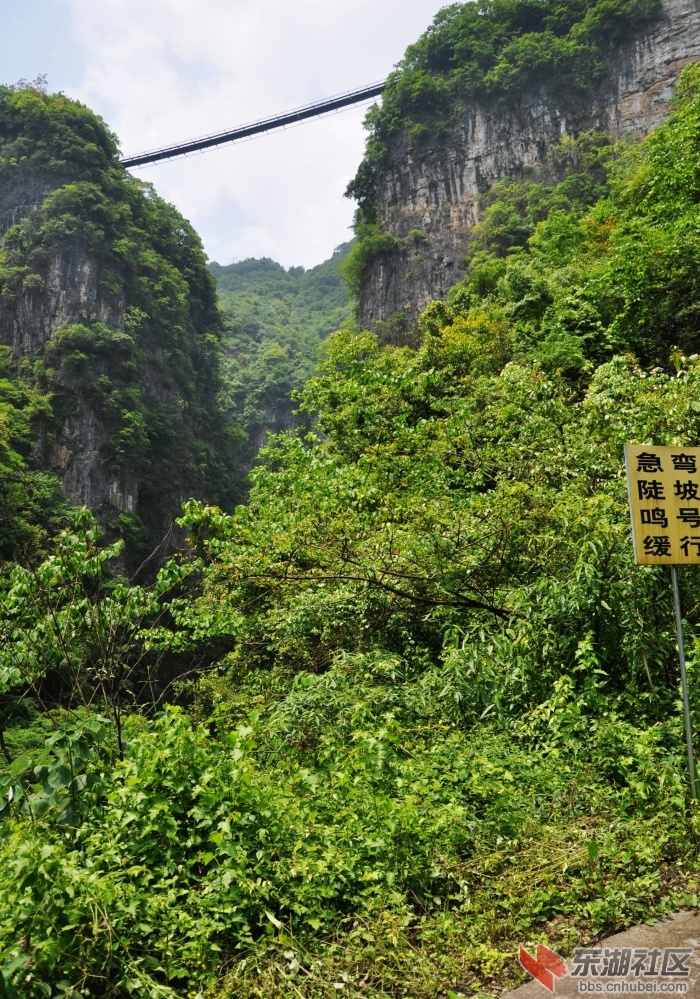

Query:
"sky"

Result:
[[1, 0, 448, 269]]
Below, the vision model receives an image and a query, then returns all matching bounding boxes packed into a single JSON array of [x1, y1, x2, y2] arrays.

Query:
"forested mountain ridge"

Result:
[[0, 82, 235, 561], [5, 8, 700, 999], [0, 76, 349, 557], [346, 0, 700, 332], [209, 244, 352, 477]]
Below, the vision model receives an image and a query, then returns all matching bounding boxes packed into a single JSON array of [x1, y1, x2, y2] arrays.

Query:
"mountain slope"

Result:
[[210, 243, 352, 471]]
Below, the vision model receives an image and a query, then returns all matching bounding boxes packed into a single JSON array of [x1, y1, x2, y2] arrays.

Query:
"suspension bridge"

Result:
[[120, 81, 386, 168]]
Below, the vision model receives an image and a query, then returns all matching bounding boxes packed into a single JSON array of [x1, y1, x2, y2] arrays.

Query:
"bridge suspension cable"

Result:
[[120, 81, 386, 168]]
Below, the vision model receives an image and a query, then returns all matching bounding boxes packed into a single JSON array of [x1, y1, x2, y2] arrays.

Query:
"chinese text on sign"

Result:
[[625, 445, 700, 564]]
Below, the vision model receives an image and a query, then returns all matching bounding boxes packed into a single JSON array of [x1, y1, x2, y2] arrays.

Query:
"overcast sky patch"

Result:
[[4, 0, 448, 268]]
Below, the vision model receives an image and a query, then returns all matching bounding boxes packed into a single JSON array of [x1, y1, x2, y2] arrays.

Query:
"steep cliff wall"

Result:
[[357, 0, 700, 331], [0, 88, 234, 555]]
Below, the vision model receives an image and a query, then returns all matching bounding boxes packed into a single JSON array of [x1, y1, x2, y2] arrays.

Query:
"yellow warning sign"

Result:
[[625, 445, 700, 564]]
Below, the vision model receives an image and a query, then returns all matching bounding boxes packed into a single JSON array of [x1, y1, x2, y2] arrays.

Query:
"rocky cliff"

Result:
[[357, 0, 700, 331], [0, 87, 234, 557]]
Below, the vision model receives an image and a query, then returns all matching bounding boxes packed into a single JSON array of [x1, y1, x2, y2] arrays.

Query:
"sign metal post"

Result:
[[671, 565, 697, 800], [625, 444, 700, 801]]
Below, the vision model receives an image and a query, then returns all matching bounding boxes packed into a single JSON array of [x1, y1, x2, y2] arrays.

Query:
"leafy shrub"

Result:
[[0, 510, 191, 758], [338, 225, 405, 301], [0, 671, 696, 997]]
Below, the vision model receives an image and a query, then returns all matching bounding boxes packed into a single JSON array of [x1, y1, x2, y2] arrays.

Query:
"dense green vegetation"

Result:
[[4, 64, 700, 998], [0, 83, 235, 554], [210, 246, 352, 475], [0, 350, 67, 563]]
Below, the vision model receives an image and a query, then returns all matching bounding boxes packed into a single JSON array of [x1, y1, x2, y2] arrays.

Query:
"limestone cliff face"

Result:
[[359, 0, 700, 331], [0, 186, 131, 515], [0, 89, 233, 556], [0, 239, 125, 355]]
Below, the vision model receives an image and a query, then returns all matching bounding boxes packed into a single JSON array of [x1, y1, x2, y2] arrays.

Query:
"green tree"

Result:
[[0, 510, 190, 759]]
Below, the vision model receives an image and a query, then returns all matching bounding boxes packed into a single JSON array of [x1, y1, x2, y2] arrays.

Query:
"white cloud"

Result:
[[63, 0, 448, 268]]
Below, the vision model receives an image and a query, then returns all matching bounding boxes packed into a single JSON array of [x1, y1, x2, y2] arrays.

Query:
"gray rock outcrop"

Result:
[[358, 0, 700, 331]]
